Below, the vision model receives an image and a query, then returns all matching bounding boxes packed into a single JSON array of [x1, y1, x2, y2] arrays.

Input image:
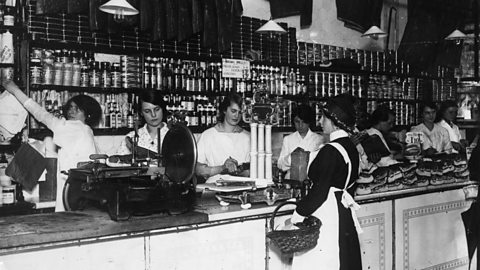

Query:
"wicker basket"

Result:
[[266, 201, 321, 254]]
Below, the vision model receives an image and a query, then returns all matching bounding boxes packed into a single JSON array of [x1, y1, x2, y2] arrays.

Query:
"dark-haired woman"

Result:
[[3, 80, 102, 212], [437, 100, 464, 153], [117, 90, 169, 155], [410, 101, 452, 155], [196, 93, 250, 183], [364, 105, 398, 166], [288, 95, 362, 269], [277, 104, 324, 179]]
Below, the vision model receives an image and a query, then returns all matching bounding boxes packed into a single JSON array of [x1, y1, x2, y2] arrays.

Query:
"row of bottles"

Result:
[[308, 71, 364, 98], [432, 79, 456, 102], [367, 101, 419, 126], [297, 41, 459, 81], [366, 75, 424, 100], [27, 90, 226, 130], [29, 49, 310, 96], [30, 48, 136, 88]]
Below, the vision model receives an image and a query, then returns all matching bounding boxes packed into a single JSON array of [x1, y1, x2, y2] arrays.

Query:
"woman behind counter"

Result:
[[195, 93, 250, 183], [437, 100, 465, 153], [410, 101, 452, 155], [288, 94, 361, 269], [364, 106, 399, 166], [117, 90, 169, 155], [277, 104, 324, 179], [2, 80, 101, 212]]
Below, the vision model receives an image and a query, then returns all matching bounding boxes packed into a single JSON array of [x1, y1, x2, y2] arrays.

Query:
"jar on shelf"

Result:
[[71, 63, 81, 87], [30, 58, 42, 84], [3, 6, 14, 26], [42, 61, 54, 85], [53, 62, 64, 86], [63, 62, 73, 86]]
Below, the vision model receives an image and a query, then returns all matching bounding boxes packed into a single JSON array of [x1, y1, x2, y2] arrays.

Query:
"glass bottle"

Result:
[[3, 5, 13, 26], [111, 63, 121, 88], [62, 62, 73, 86], [101, 62, 111, 88], [89, 61, 100, 87], [71, 63, 81, 87], [30, 58, 42, 84], [80, 65, 89, 87], [53, 62, 64, 85]]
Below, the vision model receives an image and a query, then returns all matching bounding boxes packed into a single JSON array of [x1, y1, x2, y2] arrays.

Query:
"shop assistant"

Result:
[[410, 101, 452, 155], [117, 90, 169, 155], [277, 104, 324, 179], [2, 80, 101, 212], [195, 93, 250, 183]]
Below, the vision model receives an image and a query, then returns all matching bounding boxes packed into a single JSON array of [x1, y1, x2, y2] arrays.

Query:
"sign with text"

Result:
[[405, 132, 424, 144], [222, 59, 250, 78]]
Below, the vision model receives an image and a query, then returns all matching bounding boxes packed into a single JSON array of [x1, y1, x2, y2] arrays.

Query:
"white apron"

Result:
[[292, 142, 362, 270]]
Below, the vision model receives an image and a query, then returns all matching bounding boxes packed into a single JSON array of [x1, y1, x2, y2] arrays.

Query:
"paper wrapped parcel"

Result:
[[6, 143, 47, 191], [0, 91, 28, 143]]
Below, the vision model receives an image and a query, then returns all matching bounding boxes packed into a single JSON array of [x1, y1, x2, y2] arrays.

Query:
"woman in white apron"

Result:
[[290, 95, 362, 270]]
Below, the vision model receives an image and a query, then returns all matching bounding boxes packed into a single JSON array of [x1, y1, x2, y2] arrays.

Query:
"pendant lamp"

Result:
[[445, 29, 468, 45], [361, 26, 387, 40], [99, 0, 139, 20], [256, 19, 287, 35]]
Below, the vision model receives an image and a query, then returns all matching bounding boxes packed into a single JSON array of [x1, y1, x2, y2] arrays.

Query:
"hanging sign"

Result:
[[222, 59, 250, 78]]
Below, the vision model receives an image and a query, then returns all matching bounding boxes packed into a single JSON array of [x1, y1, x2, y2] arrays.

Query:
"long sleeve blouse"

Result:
[[296, 130, 359, 217], [23, 99, 97, 171]]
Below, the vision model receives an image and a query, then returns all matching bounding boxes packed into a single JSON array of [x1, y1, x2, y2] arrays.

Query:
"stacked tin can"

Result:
[[120, 55, 142, 88]]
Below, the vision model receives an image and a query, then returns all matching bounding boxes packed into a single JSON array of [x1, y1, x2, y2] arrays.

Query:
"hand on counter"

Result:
[[223, 157, 239, 174], [367, 152, 382, 164]]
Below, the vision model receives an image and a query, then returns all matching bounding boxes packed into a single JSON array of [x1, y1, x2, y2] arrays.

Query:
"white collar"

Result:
[[296, 129, 312, 139], [330, 129, 349, 141]]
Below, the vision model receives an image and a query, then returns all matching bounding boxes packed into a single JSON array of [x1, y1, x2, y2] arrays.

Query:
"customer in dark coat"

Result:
[[289, 94, 362, 270]]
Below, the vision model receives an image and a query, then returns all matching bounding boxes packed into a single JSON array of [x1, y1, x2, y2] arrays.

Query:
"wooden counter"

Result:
[[0, 182, 477, 270]]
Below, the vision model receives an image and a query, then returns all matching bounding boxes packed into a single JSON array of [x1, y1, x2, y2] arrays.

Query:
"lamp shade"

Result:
[[361, 26, 387, 39], [99, 0, 139, 16], [445, 29, 467, 40], [256, 20, 286, 34]]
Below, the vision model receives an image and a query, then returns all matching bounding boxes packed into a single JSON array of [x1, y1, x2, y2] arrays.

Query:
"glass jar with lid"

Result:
[[30, 58, 42, 84]]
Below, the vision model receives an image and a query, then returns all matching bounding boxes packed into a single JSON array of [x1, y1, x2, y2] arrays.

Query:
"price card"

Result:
[[222, 58, 250, 78], [405, 132, 424, 145]]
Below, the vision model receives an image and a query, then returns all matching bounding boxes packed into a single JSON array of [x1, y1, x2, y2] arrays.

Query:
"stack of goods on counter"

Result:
[[355, 154, 469, 196]]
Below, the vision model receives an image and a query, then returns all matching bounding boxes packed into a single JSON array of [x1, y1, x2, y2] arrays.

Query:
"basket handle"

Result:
[[269, 201, 297, 231]]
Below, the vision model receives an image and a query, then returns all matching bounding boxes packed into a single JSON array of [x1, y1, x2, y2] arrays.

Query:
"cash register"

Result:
[[62, 123, 197, 221]]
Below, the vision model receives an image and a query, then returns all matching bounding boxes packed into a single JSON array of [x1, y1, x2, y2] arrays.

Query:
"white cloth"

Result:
[[197, 126, 250, 180], [439, 119, 461, 143], [24, 99, 97, 212], [0, 91, 27, 138], [117, 123, 169, 154], [277, 129, 324, 179], [291, 140, 361, 269], [410, 123, 452, 153]]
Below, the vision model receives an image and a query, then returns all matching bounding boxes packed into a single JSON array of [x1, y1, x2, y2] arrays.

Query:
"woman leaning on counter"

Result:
[[410, 101, 452, 155], [277, 104, 324, 179], [117, 90, 169, 155], [437, 100, 466, 153], [2, 80, 101, 212], [195, 93, 250, 183], [288, 95, 362, 269]]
